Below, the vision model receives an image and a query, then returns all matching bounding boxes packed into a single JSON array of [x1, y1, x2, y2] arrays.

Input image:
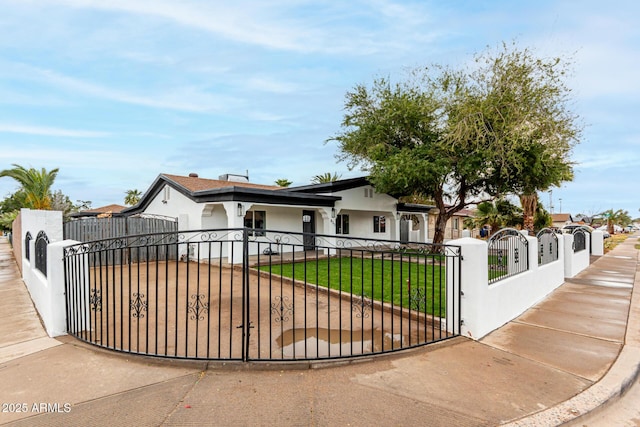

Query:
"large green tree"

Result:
[[456, 43, 581, 233], [330, 66, 495, 245], [330, 43, 580, 244], [0, 164, 59, 209]]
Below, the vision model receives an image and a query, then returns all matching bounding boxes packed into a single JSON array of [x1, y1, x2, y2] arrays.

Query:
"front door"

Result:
[[302, 210, 316, 250], [400, 217, 410, 243]]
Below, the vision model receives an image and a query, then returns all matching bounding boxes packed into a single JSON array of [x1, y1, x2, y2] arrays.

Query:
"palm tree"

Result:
[[311, 172, 342, 184], [124, 189, 142, 206], [602, 209, 632, 234], [274, 178, 292, 187], [533, 204, 552, 231], [465, 199, 522, 236], [0, 164, 59, 209]]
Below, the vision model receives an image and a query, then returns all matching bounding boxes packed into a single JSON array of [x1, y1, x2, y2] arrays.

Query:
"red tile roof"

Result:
[[552, 213, 572, 222], [162, 174, 281, 192], [81, 204, 127, 214]]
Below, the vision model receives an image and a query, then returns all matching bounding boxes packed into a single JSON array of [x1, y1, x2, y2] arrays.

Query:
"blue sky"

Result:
[[0, 0, 638, 218]]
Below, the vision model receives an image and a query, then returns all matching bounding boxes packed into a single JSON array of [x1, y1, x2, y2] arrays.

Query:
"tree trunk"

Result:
[[431, 190, 460, 248], [432, 206, 454, 248], [519, 193, 537, 235]]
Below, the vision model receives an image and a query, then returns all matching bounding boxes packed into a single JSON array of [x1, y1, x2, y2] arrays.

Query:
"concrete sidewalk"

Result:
[[0, 235, 638, 426]]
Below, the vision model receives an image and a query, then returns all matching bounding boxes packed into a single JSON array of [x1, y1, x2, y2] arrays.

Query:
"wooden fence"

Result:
[[64, 216, 178, 242], [63, 216, 179, 264]]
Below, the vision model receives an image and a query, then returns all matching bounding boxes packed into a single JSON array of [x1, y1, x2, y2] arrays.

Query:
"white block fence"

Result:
[[448, 230, 599, 339], [17, 209, 66, 336]]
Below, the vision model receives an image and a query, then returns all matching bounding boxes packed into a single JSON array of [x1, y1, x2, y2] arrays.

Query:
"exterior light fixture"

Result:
[[237, 203, 243, 217], [331, 207, 336, 218]]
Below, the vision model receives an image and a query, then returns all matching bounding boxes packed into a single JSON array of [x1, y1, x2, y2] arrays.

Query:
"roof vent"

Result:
[[188, 173, 199, 178], [218, 173, 249, 183]]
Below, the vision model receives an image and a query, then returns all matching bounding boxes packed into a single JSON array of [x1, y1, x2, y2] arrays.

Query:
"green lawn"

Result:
[[256, 256, 447, 315]]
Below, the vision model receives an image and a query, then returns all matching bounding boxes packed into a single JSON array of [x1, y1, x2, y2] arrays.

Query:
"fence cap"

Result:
[[448, 236, 486, 246]]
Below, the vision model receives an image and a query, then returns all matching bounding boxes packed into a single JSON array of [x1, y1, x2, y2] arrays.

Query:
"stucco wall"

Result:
[[450, 233, 569, 340], [17, 209, 66, 337], [11, 210, 22, 273], [331, 185, 397, 213], [144, 184, 201, 229]]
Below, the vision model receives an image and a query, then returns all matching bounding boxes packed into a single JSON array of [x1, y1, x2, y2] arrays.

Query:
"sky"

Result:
[[0, 0, 638, 218]]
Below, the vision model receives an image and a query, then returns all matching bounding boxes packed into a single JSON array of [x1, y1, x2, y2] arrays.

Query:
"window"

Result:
[[453, 218, 459, 230], [364, 188, 373, 198], [244, 210, 266, 236], [373, 216, 386, 233], [336, 214, 349, 234]]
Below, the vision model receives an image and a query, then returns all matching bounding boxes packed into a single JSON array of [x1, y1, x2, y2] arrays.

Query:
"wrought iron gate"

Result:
[[63, 228, 461, 363]]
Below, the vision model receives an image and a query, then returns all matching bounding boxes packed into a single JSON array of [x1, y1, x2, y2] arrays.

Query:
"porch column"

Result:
[[222, 202, 252, 264], [391, 212, 399, 241], [420, 213, 429, 242], [319, 208, 337, 256]]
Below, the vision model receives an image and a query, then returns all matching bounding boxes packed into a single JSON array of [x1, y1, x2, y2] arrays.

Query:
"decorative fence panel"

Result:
[[63, 228, 461, 363], [35, 231, 49, 276], [487, 228, 529, 284], [573, 228, 587, 253], [536, 228, 559, 266]]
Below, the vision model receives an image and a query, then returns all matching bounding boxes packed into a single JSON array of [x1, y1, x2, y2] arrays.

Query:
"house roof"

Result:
[[122, 173, 342, 215], [162, 174, 281, 192], [70, 204, 127, 218], [552, 213, 573, 222]]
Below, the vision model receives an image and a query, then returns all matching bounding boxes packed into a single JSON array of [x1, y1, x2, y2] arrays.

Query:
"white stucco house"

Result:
[[121, 172, 434, 260]]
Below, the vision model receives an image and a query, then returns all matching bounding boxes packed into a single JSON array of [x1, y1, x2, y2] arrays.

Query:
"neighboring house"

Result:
[[551, 213, 574, 229], [70, 204, 127, 218], [121, 173, 434, 260], [426, 208, 475, 240]]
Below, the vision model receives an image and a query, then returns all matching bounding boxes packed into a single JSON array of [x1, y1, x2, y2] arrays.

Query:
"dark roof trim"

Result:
[[191, 186, 340, 206], [396, 203, 435, 213], [287, 177, 371, 194]]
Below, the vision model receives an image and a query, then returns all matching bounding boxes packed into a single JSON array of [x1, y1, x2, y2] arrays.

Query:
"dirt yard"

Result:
[[72, 259, 445, 361]]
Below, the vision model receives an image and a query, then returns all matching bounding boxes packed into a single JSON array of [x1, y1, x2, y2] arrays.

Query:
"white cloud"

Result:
[[25, 0, 440, 56], [4, 62, 238, 113], [245, 111, 289, 122], [0, 123, 109, 138], [574, 150, 639, 171], [37, 0, 322, 52], [245, 77, 299, 94]]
